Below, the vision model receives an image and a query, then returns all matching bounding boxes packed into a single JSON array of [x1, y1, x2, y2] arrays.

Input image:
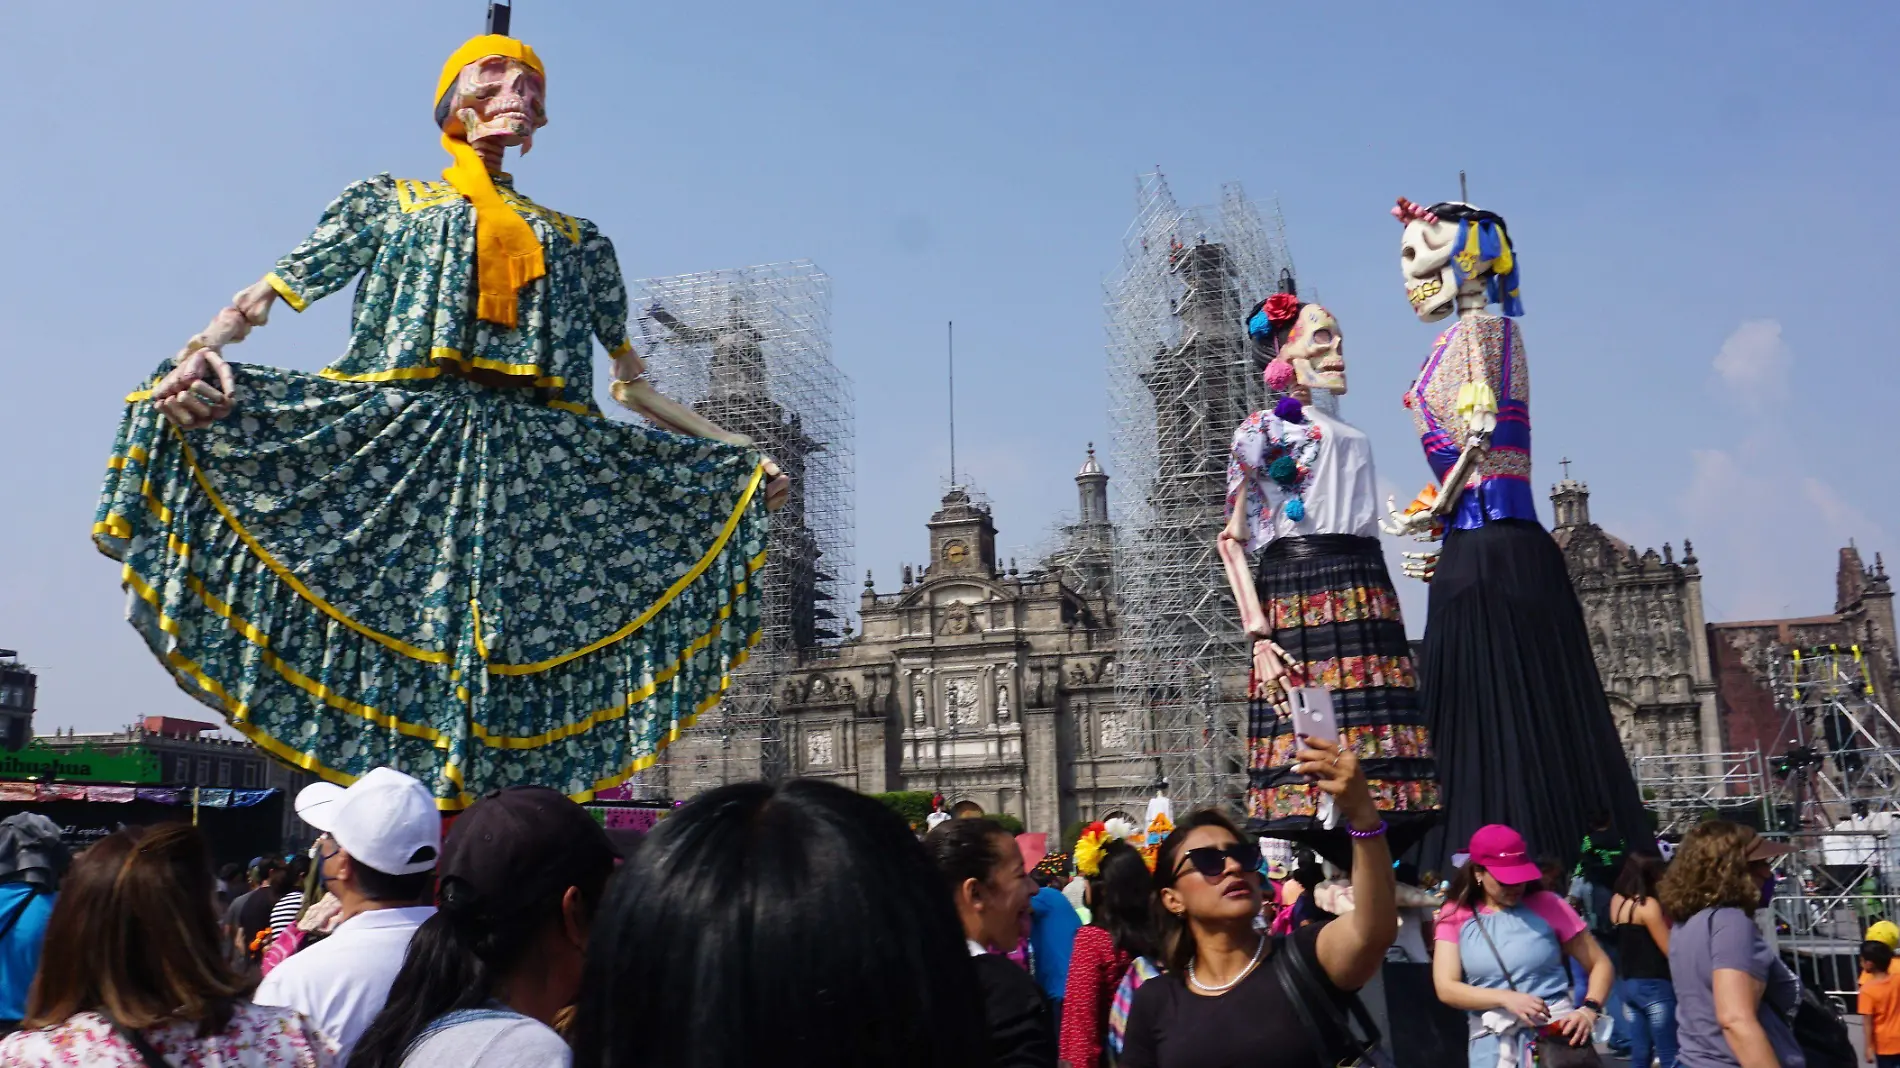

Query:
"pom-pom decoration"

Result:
[[1263, 360, 1296, 392], [1073, 822, 1109, 878], [1103, 816, 1141, 845], [1284, 498, 1306, 522], [1274, 396, 1305, 422], [1267, 455, 1299, 485]]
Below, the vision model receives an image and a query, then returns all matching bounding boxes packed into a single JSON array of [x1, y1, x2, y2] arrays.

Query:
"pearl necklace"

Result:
[[1186, 934, 1267, 993]]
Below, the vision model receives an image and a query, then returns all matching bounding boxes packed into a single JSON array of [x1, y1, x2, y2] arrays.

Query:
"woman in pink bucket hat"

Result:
[[1431, 824, 1615, 1068]]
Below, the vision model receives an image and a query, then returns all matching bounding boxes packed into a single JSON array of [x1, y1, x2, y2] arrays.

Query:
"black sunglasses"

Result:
[[1174, 841, 1263, 880]]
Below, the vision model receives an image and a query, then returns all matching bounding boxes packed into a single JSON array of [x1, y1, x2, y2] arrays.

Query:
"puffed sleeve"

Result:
[[580, 222, 633, 359], [1227, 413, 1268, 550], [1450, 315, 1527, 439], [267, 174, 394, 312]]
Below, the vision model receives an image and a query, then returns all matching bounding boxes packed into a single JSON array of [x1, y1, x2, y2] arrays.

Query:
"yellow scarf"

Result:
[[435, 35, 547, 329]]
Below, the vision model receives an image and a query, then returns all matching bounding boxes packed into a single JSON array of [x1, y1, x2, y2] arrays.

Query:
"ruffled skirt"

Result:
[[94, 362, 767, 805]]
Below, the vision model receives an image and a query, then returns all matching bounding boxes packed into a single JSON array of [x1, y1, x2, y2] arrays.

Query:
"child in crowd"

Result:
[[1860, 940, 1900, 1067]]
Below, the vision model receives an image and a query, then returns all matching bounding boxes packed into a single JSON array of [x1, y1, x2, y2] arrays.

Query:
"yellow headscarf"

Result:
[[435, 35, 547, 329]]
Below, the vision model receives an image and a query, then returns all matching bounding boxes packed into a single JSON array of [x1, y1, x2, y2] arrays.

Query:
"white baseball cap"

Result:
[[295, 767, 441, 876]]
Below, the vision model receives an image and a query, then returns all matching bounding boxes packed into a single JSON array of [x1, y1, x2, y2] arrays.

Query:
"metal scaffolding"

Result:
[[1767, 643, 1900, 829], [1630, 749, 1770, 834], [612, 261, 853, 797], [1104, 173, 1294, 813]]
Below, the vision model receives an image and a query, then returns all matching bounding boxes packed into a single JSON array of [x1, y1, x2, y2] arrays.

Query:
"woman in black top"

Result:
[[1610, 854, 1677, 1068], [1119, 736, 1396, 1068]]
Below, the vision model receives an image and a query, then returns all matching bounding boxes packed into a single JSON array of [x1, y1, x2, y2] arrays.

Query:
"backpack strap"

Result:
[[402, 1005, 529, 1059], [1269, 931, 1382, 1068]]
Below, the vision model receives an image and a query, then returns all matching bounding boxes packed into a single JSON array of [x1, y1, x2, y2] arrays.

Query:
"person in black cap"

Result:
[[351, 786, 618, 1068]]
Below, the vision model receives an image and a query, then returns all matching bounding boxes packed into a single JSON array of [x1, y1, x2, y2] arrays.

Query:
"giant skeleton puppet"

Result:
[[95, 34, 785, 806], [1217, 295, 1437, 867], [1381, 198, 1647, 870]]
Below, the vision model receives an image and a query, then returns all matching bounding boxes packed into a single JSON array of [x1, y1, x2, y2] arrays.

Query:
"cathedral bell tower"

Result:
[[1551, 465, 1591, 532], [926, 487, 998, 577]]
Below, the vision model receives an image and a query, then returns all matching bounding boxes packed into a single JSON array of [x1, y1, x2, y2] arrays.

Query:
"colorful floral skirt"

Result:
[[93, 361, 767, 806], [1245, 535, 1438, 864]]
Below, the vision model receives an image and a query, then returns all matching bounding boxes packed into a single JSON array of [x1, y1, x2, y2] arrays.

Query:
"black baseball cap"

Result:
[[438, 787, 618, 924]]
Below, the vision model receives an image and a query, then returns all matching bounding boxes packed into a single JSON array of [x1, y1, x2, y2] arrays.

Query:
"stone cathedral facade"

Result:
[[771, 452, 1151, 836], [1550, 473, 1724, 761]]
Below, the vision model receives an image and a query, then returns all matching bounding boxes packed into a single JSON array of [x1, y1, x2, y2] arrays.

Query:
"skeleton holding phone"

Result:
[[1218, 292, 1439, 865]]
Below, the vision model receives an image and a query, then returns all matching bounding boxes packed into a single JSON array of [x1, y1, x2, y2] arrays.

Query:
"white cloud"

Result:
[[1711, 319, 1790, 406], [1803, 477, 1889, 546]]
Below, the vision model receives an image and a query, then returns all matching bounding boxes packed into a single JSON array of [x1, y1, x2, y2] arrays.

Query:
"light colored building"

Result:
[[666, 453, 1150, 836]]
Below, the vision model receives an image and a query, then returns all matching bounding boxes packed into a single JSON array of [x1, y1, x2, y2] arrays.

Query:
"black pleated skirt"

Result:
[[1245, 535, 1439, 866], [1419, 519, 1650, 871]]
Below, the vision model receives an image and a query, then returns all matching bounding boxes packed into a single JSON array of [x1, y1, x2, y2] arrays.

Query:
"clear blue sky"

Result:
[[6, 2, 1896, 732]]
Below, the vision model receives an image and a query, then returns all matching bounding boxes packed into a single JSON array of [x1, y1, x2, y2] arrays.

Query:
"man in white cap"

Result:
[[254, 767, 440, 1062]]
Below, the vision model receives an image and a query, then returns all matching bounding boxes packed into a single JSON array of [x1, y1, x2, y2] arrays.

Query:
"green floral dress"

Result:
[[93, 173, 768, 806]]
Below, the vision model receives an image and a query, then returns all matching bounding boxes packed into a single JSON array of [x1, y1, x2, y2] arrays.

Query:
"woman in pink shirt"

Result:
[[1431, 824, 1613, 1068]]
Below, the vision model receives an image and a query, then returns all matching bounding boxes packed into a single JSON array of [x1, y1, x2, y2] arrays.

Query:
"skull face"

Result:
[[1399, 215, 1466, 323], [444, 56, 547, 153], [1278, 303, 1347, 395]]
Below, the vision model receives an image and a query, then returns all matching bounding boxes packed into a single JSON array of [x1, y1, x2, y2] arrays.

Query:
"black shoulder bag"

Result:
[[108, 1020, 173, 1068], [1268, 932, 1383, 1068], [1471, 914, 1604, 1068]]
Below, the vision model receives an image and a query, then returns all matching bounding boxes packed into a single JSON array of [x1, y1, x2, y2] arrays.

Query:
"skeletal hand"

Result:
[[761, 457, 790, 512], [1381, 495, 1439, 538], [1251, 637, 1295, 688], [1400, 548, 1439, 583], [154, 347, 237, 429], [154, 281, 276, 430]]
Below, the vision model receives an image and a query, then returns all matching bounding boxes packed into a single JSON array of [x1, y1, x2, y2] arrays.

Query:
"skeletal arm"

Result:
[[609, 349, 790, 511], [1218, 441, 1295, 695], [152, 277, 279, 429]]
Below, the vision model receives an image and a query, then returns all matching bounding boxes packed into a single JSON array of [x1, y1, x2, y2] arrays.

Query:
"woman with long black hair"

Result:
[[1059, 838, 1161, 1068], [571, 778, 989, 1068], [349, 787, 616, 1068], [1611, 854, 1677, 1068], [1118, 735, 1396, 1068]]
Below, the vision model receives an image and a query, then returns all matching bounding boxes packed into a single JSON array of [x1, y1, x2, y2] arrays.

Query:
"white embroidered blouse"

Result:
[[1226, 406, 1380, 552]]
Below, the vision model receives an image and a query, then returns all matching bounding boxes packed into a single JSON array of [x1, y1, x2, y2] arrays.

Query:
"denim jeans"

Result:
[[1620, 977, 1679, 1068]]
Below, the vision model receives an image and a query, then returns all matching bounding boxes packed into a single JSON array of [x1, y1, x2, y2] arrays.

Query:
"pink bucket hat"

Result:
[[1467, 824, 1543, 885]]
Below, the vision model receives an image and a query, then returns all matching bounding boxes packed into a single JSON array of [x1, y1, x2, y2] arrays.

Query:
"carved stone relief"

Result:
[[807, 729, 834, 767]]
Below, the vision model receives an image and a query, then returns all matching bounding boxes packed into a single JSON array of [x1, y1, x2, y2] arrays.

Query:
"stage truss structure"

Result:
[[610, 261, 853, 797], [1766, 643, 1900, 830], [1637, 645, 1900, 1000], [1629, 749, 1770, 835], [1104, 173, 1295, 814]]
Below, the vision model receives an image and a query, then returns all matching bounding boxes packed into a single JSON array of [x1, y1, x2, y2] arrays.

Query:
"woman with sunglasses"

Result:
[[1432, 824, 1614, 1068], [1119, 735, 1396, 1068]]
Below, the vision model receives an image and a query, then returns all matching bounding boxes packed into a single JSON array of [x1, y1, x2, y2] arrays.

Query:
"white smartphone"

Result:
[[1288, 686, 1338, 745]]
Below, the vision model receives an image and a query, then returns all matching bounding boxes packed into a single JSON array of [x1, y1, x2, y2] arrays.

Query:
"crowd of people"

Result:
[[0, 747, 1890, 1066]]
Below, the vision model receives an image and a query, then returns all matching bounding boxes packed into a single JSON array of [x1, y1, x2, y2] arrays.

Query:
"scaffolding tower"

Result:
[[612, 261, 853, 797], [1105, 173, 1294, 813], [1767, 643, 1900, 830]]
